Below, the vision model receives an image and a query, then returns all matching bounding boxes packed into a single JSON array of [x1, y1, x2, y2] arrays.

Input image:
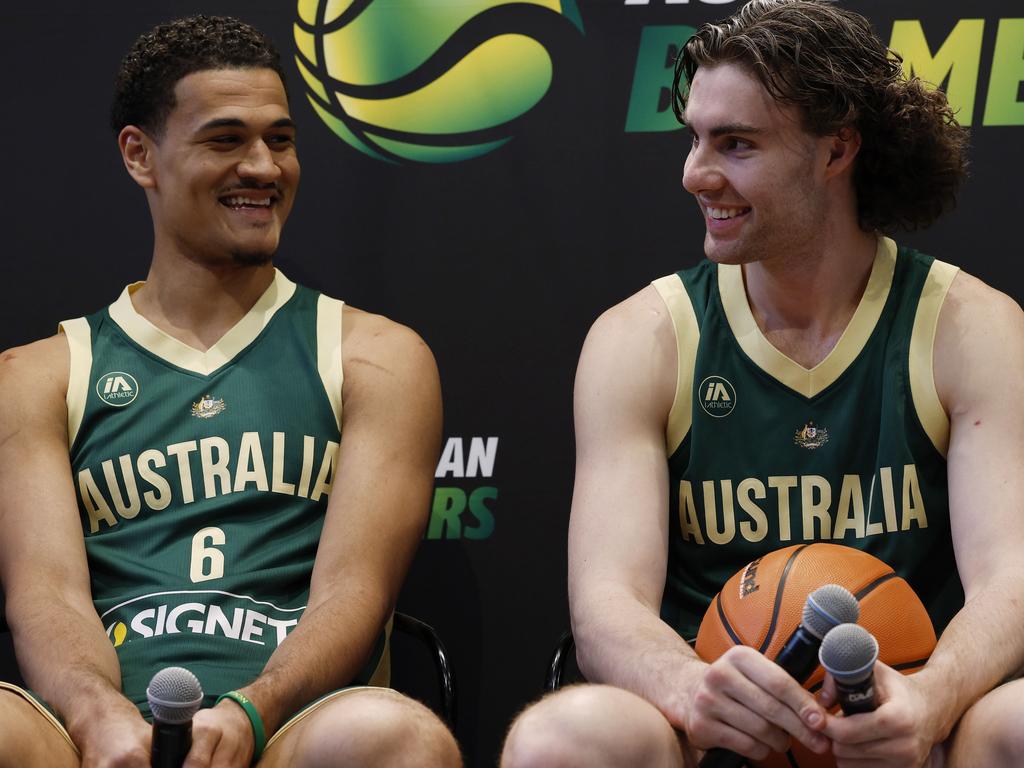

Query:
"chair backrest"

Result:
[[545, 628, 581, 691], [392, 611, 457, 729]]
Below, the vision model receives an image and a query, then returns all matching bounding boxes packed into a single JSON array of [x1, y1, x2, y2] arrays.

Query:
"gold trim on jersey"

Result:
[[0, 682, 78, 754], [909, 259, 958, 457], [108, 270, 297, 376], [719, 237, 897, 399], [652, 275, 700, 455], [59, 316, 93, 448], [316, 294, 345, 431]]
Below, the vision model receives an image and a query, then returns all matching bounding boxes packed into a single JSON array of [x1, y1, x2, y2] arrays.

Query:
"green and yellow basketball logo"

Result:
[[293, 0, 583, 163]]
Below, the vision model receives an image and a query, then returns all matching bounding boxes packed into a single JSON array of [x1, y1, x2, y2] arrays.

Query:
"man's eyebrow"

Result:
[[681, 117, 764, 137], [709, 123, 763, 137], [197, 117, 296, 131]]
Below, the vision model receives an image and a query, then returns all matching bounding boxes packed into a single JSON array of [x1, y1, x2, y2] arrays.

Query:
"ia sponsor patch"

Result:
[[96, 371, 139, 407]]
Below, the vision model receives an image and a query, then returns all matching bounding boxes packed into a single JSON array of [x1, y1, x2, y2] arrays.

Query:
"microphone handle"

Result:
[[773, 625, 822, 684], [700, 748, 748, 768], [699, 625, 824, 768], [151, 720, 192, 768], [835, 675, 877, 715]]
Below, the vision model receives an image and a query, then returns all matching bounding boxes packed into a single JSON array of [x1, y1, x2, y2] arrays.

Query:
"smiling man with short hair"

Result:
[[0, 15, 460, 768]]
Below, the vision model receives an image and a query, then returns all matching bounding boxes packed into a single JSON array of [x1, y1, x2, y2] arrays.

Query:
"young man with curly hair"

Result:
[[0, 15, 460, 768], [502, 1, 1024, 766]]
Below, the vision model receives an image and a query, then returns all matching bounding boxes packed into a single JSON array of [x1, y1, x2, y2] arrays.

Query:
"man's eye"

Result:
[[726, 138, 751, 151], [209, 136, 240, 145]]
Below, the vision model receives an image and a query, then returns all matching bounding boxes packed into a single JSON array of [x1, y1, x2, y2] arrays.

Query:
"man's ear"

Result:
[[118, 125, 158, 189], [824, 126, 862, 180]]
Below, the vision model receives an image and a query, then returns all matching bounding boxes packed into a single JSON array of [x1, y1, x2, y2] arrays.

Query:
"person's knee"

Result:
[[290, 689, 460, 768], [501, 684, 682, 768], [949, 679, 1024, 768], [0, 692, 78, 768]]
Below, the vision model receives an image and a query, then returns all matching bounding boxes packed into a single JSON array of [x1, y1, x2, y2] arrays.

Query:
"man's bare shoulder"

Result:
[[340, 305, 439, 406], [935, 269, 1024, 415], [0, 334, 70, 398], [576, 284, 679, 423], [590, 283, 675, 346]]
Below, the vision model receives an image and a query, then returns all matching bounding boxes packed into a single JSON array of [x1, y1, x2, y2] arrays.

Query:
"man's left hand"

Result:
[[183, 701, 256, 768], [820, 662, 942, 768]]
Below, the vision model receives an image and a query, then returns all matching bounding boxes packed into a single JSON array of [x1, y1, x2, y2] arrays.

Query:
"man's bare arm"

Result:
[[229, 308, 442, 735], [0, 336, 151, 763], [569, 286, 827, 760], [824, 272, 1024, 765]]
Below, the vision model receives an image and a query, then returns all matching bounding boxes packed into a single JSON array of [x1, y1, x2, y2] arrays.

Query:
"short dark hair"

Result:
[[673, 0, 969, 232], [110, 15, 288, 138]]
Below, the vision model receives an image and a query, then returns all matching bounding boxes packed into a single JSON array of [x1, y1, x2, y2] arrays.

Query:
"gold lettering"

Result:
[[137, 449, 171, 510], [271, 432, 296, 495], [801, 475, 832, 540], [101, 455, 141, 520], [79, 468, 117, 533], [768, 476, 797, 541], [833, 474, 866, 539], [879, 466, 898, 532], [678, 481, 705, 544], [865, 474, 884, 536], [310, 441, 339, 501], [234, 432, 270, 492], [297, 435, 316, 498], [200, 437, 232, 498], [736, 478, 767, 542], [166, 441, 198, 504], [901, 464, 928, 530], [704, 479, 736, 545]]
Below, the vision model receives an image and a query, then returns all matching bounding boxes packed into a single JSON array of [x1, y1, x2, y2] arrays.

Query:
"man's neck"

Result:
[[741, 226, 879, 369], [130, 256, 277, 352]]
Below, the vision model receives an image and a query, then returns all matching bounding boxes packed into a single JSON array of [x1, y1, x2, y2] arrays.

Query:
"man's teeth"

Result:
[[223, 196, 271, 207], [708, 207, 746, 220]]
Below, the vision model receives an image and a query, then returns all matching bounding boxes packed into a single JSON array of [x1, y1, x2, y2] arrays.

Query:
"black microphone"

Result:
[[147, 666, 203, 768], [699, 584, 860, 768], [819, 623, 879, 715]]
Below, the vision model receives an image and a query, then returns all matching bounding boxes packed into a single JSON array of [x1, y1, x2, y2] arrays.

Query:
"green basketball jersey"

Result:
[[59, 271, 388, 716], [653, 238, 962, 641]]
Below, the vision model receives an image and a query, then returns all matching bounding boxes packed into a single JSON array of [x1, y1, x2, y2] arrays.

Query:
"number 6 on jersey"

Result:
[[190, 527, 226, 583]]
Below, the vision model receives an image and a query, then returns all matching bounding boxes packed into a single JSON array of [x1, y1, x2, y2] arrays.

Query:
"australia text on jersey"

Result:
[[77, 431, 339, 533], [678, 464, 929, 545]]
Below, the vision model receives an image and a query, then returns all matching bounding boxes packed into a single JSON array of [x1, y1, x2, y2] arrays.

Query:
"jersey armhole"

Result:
[[652, 275, 700, 455], [58, 317, 92, 448], [909, 259, 959, 457], [316, 295, 345, 432]]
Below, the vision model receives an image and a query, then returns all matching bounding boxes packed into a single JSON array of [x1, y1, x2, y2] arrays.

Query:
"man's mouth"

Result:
[[219, 195, 275, 210], [706, 206, 751, 220]]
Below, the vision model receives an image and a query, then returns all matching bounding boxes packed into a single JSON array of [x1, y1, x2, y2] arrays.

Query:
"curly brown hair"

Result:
[[673, 0, 969, 232], [110, 15, 287, 138]]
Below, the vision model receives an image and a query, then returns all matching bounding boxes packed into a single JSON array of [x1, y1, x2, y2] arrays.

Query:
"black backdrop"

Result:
[[1, 1, 1022, 765]]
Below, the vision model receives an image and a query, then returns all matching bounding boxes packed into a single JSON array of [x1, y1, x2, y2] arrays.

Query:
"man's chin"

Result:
[[230, 249, 275, 267]]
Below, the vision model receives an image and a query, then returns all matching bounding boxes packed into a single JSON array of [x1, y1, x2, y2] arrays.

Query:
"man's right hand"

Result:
[[74, 703, 152, 768], [679, 645, 831, 761]]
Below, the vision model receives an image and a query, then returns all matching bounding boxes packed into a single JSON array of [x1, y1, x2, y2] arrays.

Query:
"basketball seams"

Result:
[[715, 593, 743, 646], [759, 544, 811, 653], [853, 571, 898, 600]]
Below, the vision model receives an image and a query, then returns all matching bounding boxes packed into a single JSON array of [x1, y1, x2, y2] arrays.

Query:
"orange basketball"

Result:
[[695, 543, 936, 768]]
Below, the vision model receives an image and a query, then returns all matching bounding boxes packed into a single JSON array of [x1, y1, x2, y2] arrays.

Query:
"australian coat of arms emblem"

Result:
[[191, 394, 226, 419], [794, 421, 828, 449]]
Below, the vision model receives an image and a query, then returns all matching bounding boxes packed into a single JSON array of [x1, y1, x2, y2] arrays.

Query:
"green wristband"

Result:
[[216, 690, 267, 761]]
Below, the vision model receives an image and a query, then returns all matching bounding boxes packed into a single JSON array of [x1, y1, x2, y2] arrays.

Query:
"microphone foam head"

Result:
[[146, 667, 203, 724], [802, 584, 860, 639], [819, 623, 879, 684]]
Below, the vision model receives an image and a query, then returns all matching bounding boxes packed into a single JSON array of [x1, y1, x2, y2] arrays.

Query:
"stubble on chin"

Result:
[[230, 249, 276, 267]]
